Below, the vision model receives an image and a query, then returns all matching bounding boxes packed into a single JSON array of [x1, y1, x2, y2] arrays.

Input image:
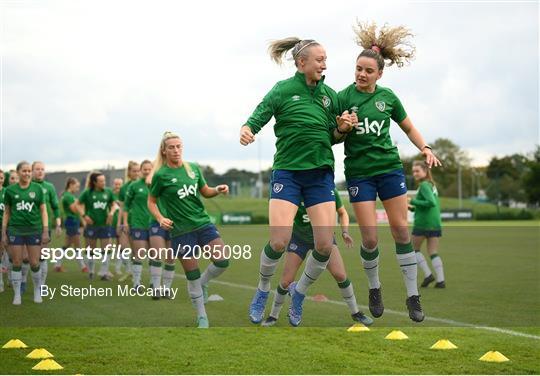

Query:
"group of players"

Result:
[[0, 22, 446, 328]]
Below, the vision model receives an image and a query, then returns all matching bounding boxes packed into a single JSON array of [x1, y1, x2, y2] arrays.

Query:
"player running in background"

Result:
[[8, 170, 19, 185], [0, 169, 5, 292], [58, 177, 87, 273], [1, 161, 49, 305], [123, 160, 154, 294], [32, 161, 62, 285], [335, 22, 441, 322], [240, 37, 354, 326], [78, 171, 117, 280], [111, 177, 126, 277], [262, 189, 373, 327], [148, 131, 230, 328], [409, 160, 445, 288]]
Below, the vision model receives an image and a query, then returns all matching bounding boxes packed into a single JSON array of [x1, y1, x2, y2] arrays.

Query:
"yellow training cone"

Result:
[[347, 323, 370, 332], [32, 359, 64, 370], [2, 339, 28, 349], [26, 348, 54, 359], [430, 339, 458, 350], [385, 330, 408, 340], [479, 351, 510, 363]]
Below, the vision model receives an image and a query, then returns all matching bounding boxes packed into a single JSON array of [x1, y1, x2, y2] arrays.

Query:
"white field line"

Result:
[[175, 273, 540, 340]]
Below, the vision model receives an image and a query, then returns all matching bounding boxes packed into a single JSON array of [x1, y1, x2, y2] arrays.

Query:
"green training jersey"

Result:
[[411, 181, 441, 230], [61, 191, 79, 220], [293, 188, 343, 244], [246, 71, 339, 171], [79, 188, 114, 227], [4, 182, 45, 235], [150, 163, 211, 237], [338, 84, 407, 179], [33, 179, 60, 226], [124, 178, 151, 229]]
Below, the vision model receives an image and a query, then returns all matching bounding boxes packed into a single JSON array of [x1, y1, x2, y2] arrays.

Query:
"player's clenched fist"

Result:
[[239, 125, 255, 146]]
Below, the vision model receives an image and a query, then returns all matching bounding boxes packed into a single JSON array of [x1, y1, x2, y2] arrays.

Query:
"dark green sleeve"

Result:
[[78, 190, 87, 208], [411, 182, 436, 208], [391, 92, 407, 124], [107, 189, 114, 206], [246, 84, 279, 134], [48, 183, 60, 219], [4, 189, 12, 207], [334, 188, 343, 209]]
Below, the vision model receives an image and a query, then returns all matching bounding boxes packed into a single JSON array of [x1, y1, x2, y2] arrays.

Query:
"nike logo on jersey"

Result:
[[93, 201, 107, 210], [355, 118, 384, 136], [177, 183, 198, 199], [16, 200, 35, 212]]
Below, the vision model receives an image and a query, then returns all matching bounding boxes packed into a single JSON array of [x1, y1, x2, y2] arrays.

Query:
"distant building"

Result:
[[46, 168, 126, 197]]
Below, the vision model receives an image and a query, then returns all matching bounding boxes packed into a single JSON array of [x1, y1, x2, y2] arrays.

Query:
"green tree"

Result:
[[523, 146, 540, 205]]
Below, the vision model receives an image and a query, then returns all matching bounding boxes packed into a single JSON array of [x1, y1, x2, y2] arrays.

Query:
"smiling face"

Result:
[[355, 56, 383, 92], [412, 164, 427, 181], [18, 164, 32, 185], [129, 164, 140, 180], [298, 45, 327, 84], [163, 137, 183, 165], [95, 174, 106, 191], [113, 178, 123, 192], [9, 171, 19, 185]]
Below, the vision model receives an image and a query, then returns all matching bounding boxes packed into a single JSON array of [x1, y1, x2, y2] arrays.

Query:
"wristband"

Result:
[[422, 145, 432, 151], [336, 127, 347, 135]]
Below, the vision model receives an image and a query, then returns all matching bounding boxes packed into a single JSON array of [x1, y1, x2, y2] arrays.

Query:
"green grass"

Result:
[[203, 196, 538, 222], [0, 223, 538, 374]]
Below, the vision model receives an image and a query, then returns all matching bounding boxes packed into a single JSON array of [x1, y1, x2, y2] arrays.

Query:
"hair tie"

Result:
[[371, 45, 381, 53]]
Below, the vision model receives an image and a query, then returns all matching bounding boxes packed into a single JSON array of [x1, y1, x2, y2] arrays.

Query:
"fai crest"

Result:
[[348, 186, 359, 197], [289, 243, 298, 251], [29, 192, 36, 199], [273, 183, 284, 194], [322, 96, 331, 108], [375, 101, 386, 112]]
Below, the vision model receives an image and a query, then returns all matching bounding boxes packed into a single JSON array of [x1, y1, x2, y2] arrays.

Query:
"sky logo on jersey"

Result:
[[16, 200, 35, 212], [375, 101, 386, 112], [272, 183, 283, 193], [355, 118, 385, 137], [322, 96, 331, 108], [302, 214, 310, 223], [349, 186, 359, 197], [93, 201, 107, 210], [177, 183, 198, 199]]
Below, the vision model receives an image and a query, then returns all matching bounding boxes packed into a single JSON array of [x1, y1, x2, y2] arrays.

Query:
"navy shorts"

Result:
[[286, 232, 337, 260], [412, 228, 442, 238], [149, 221, 170, 241], [7, 232, 42, 246], [84, 226, 114, 239], [270, 167, 335, 208], [171, 224, 221, 258], [347, 169, 407, 202], [130, 228, 150, 241], [64, 217, 80, 236]]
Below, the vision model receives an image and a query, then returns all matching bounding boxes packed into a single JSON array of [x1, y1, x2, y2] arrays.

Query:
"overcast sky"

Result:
[[1, 0, 538, 181]]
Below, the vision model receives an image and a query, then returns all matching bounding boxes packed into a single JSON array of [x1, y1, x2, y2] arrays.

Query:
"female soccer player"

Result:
[[58, 177, 87, 272], [336, 22, 441, 322], [148, 131, 230, 328], [78, 171, 117, 280], [409, 160, 445, 288], [8, 170, 19, 185], [262, 189, 373, 327], [123, 160, 155, 293], [111, 177, 125, 277], [240, 37, 354, 326], [32, 161, 62, 284], [1, 161, 49, 305], [0, 169, 6, 292]]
